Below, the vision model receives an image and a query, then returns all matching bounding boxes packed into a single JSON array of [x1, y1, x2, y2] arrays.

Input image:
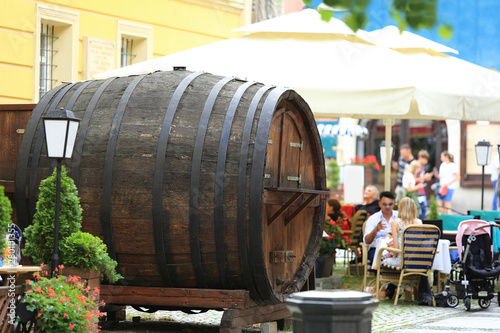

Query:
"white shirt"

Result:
[[439, 162, 459, 190], [363, 210, 398, 248], [488, 155, 500, 182], [402, 172, 416, 190]]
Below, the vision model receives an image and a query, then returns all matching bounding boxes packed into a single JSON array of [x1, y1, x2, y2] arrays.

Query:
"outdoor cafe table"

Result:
[[0, 265, 42, 332]]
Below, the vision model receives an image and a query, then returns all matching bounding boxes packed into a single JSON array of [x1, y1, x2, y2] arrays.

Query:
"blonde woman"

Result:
[[403, 160, 424, 215], [382, 197, 422, 267]]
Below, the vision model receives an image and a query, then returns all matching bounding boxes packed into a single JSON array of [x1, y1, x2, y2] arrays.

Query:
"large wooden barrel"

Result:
[[15, 70, 326, 305]]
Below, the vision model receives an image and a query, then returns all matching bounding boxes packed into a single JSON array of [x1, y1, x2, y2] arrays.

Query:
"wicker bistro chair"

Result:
[[375, 224, 441, 305], [346, 210, 368, 277], [362, 220, 378, 290]]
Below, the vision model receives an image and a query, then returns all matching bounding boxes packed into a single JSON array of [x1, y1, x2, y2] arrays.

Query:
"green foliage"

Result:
[[23, 166, 122, 283], [0, 186, 12, 235], [62, 231, 123, 283], [23, 272, 99, 333], [427, 195, 440, 220], [320, 217, 348, 255], [326, 158, 341, 189], [22, 166, 82, 265], [437, 23, 453, 40], [316, 0, 451, 37]]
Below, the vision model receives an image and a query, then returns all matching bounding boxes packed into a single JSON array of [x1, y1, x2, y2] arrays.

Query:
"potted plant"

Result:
[[22, 269, 103, 332], [427, 195, 440, 220], [21, 166, 122, 331], [22, 166, 122, 283], [316, 216, 348, 278], [423, 195, 443, 235]]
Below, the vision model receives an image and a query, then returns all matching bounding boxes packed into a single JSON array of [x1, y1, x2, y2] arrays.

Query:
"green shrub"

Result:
[[0, 185, 12, 235], [23, 166, 122, 283], [62, 231, 123, 283], [23, 166, 82, 265], [326, 158, 341, 189], [427, 195, 440, 220]]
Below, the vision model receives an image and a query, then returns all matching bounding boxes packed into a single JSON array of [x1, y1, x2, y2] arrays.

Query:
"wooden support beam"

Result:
[[100, 285, 250, 309], [267, 192, 303, 226], [285, 193, 318, 226]]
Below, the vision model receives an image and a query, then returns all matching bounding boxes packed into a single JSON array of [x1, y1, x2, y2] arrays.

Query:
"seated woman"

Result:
[[382, 197, 422, 267], [326, 198, 351, 243]]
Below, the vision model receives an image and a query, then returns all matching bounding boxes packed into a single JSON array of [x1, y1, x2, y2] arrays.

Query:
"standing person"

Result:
[[434, 151, 460, 214], [354, 185, 380, 215], [416, 150, 434, 219], [392, 144, 415, 204], [488, 154, 500, 210], [402, 160, 424, 216]]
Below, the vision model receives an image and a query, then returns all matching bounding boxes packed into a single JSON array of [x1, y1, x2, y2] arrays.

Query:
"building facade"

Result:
[[0, 0, 253, 104]]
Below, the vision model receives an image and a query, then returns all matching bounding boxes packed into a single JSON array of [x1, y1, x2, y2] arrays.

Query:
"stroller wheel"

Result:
[[464, 297, 471, 311], [478, 299, 491, 309], [446, 295, 459, 308]]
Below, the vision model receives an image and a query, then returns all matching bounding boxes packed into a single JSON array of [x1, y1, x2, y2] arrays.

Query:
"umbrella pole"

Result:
[[384, 119, 394, 191]]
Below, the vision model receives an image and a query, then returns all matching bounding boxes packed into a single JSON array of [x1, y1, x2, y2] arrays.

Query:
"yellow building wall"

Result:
[[0, 0, 250, 104]]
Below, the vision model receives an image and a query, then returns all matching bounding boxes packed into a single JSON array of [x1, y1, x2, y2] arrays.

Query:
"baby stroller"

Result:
[[443, 220, 500, 311]]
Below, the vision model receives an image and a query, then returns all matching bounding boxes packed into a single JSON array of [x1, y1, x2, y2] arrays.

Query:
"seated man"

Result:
[[363, 191, 398, 266], [355, 185, 380, 216], [362, 191, 398, 299]]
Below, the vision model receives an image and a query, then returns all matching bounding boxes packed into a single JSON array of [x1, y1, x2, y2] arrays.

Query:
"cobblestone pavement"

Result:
[[100, 298, 500, 332]]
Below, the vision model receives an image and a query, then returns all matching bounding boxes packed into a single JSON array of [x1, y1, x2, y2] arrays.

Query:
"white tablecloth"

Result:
[[432, 239, 451, 273], [372, 238, 451, 273], [372, 238, 387, 270]]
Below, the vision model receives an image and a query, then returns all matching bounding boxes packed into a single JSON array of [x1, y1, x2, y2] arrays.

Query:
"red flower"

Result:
[[69, 323, 74, 331]]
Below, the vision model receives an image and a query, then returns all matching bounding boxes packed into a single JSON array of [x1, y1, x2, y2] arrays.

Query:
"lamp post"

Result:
[[379, 141, 394, 191], [43, 108, 80, 277], [475, 140, 492, 210]]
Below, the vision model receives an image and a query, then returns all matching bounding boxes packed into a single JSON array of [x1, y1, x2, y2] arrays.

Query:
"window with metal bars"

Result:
[[39, 24, 58, 99], [121, 37, 137, 67]]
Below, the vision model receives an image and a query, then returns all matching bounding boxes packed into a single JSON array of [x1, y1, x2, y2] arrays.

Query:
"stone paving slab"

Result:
[[385, 300, 500, 333]]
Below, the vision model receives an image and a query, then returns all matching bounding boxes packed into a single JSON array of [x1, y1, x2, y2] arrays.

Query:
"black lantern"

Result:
[[379, 140, 394, 167], [475, 140, 492, 210], [43, 108, 80, 276]]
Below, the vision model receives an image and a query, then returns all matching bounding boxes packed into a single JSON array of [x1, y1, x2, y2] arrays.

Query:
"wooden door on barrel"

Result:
[[263, 100, 321, 293]]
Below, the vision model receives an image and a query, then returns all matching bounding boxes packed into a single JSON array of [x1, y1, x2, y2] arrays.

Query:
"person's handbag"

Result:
[[439, 185, 448, 197]]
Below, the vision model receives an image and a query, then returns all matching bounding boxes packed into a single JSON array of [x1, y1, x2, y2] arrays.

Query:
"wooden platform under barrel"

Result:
[[16, 70, 327, 307]]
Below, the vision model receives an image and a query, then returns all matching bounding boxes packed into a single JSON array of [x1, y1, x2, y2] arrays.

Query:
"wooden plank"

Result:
[[100, 286, 250, 309], [220, 302, 291, 330], [265, 187, 329, 195]]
